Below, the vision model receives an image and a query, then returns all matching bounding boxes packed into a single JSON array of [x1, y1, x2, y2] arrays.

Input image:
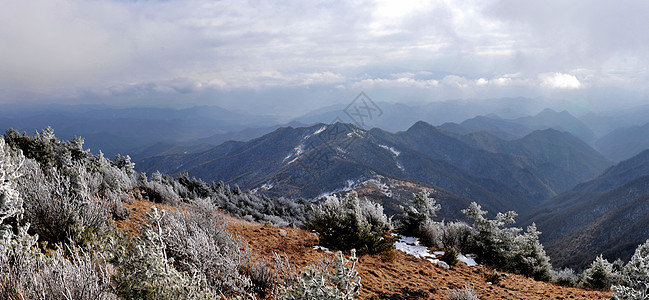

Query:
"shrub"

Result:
[[18, 160, 115, 249], [441, 247, 459, 267], [0, 137, 24, 227], [447, 285, 479, 300], [551, 268, 578, 287], [160, 201, 255, 296], [0, 225, 117, 300], [484, 271, 502, 284], [278, 250, 361, 299], [398, 190, 440, 237], [580, 254, 616, 290], [612, 239, 649, 299], [306, 192, 393, 255], [113, 207, 216, 299], [462, 202, 551, 280], [419, 220, 473, 251]]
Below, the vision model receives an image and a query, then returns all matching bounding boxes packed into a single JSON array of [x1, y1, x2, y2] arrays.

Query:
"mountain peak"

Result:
[[407, 120, 435, 132]]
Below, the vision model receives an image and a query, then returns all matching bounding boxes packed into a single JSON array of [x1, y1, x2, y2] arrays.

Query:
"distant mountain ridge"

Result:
[[526, 149, 649, 269], [0, 105, 283, 159], [594, 122, 649, 162], [137, 121, 611, 217], [440, 108, 595, 142]]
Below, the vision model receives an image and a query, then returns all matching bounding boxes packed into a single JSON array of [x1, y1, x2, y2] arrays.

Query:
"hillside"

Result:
[[527, 150, 649, 269], [119, 198, 611, 299]]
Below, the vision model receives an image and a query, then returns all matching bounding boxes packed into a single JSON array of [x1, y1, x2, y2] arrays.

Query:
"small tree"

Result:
[[462, 202, 551, 279], [612, 240, 649, 299], [398, 190, 440, 237], [306, 192, 392, 255], [580, 254, 616, 290]]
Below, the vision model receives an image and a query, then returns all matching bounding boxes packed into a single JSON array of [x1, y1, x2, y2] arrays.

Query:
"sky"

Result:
[[1, 0, 649, 117]]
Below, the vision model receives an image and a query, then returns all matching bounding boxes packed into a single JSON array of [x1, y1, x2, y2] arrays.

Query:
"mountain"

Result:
[[450, 128, 612, 191], [513, 109, 595, 142], [440, 115, 531, 140], [526, 150, 649, 269], [440, 109, 596, 143], [138, 121, 611, 217], [294, 97, 551, 132], [594, 122, 649, 162]]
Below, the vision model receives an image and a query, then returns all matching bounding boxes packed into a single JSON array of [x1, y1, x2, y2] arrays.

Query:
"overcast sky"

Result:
[[1, 0, 648, 117]]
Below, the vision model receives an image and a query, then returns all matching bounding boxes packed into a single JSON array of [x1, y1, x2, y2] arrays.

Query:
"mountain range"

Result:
[[137, 121, 611, 218]]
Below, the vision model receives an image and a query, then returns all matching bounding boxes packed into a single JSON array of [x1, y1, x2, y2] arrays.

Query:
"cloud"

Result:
[[0, 0, 648, 112], [539, 73, 581, 89]]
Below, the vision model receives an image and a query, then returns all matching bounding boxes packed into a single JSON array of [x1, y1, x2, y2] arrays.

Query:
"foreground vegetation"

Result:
[[0, 128, 648, 299]]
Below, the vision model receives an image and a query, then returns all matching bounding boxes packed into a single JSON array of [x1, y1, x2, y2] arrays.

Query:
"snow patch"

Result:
[[313, 125, 327, 135], [458, 253, 478, 267], [313, 245, 332, 253], [394, 235, 478, 268], [283, 144, 305, 164], [378, 144, 400, 156]]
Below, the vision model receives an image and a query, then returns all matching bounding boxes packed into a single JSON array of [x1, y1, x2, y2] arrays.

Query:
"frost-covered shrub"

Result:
[[447, 285, 479, 300], [552, 268, 578, 287], [580, 254, 616, 290], [114, 207, 216, 299], [419, 220, 473, 251], [18, 160, 115, 248], [462, 202, 551, 280], [0, 225, 117, 300], [612, 240, 649, 299], [398, 190, 440, 237], [161, 201, 255, 296], [306, 192, 393, 254], [278, 250, 361, 299], [140, 171, 181, 204], [0, 137, 24, 227]]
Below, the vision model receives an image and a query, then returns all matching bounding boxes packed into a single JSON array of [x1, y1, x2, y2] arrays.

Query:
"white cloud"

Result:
[[539, 72, 581, 89]]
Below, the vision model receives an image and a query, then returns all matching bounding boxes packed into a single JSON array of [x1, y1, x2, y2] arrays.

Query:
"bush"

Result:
[[551, 268, 578, 287], [441, 247, 459, 267], [160, 201, 256, 296], [0, 225, 117, 300], [447, 285, 479, 300], [612, 239, 649, 299], [580, 254, 616, 290], [419, 220, 473, 251], [398, 190, 440, 237], [306, 192, 393, 255], [462, 202, 551, 280], [278, 250, 361, 299], [0, 137, 24, 227], [484, 271, 502, 284], [18, 160, 115, 249], [113, 207, 216, 299]]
